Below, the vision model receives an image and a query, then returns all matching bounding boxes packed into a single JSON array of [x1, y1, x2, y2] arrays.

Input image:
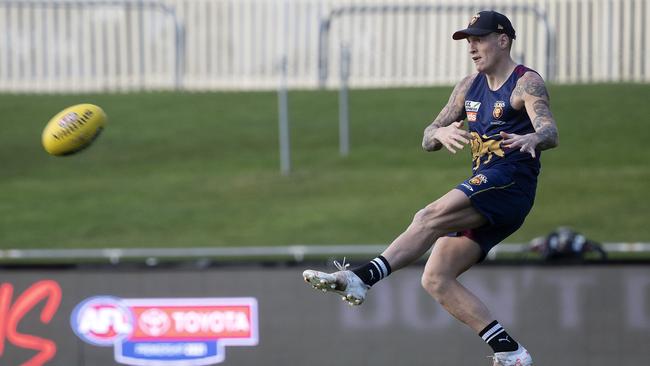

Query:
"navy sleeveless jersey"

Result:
[[453, 65, 544, 260], [464, 65, 541, 174]]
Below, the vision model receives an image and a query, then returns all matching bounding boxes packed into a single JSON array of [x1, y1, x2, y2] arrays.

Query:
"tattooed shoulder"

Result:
[[430, 73, 478, 128], [458, 73, 479, 93], [521, 72, 549, 99]]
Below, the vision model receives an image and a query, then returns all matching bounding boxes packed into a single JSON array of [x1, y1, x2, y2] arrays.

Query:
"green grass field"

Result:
[[1, 84, 649, 249]]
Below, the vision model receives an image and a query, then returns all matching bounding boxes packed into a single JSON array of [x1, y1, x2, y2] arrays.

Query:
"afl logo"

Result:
[[70, 296, 134, 346], [493, 101, 506, 120], [469, 13, 480, 26], [57, 112, 79, 128]]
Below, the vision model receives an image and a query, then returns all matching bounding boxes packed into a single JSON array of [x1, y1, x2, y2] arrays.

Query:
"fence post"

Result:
[[277, 56, 291, 175], [338, 43, 351, 157]]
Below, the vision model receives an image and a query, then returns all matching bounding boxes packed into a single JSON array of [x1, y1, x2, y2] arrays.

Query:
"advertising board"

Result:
[[0, 265, 648, 365]]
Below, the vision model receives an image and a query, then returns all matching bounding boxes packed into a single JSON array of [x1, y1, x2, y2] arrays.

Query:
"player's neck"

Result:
[[484, 57, 517, 91]]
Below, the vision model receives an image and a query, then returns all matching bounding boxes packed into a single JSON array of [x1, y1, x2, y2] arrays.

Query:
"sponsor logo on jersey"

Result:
[[465, 101, 481, 122], [492, 101, 505, 120], [71, 296, 258, 366], [469, 174, 488, 185], [461, 183, 474, 192], [465, 101, 481, 112]]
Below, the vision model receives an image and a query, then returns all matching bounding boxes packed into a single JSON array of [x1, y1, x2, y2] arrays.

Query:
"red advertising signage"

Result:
[[0, 280, 62, 366]]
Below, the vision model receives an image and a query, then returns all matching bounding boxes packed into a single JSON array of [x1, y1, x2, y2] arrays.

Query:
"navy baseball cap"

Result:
[[452, 10, 516, 40]]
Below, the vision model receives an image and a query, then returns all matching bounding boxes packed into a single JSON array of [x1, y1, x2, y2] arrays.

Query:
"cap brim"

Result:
[[452, 28, 493, 40]]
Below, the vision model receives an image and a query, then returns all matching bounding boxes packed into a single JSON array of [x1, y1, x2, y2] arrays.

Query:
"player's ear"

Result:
[[498, 34, 509, 49]]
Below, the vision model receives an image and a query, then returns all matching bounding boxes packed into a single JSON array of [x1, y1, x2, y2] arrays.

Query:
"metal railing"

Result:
[[1, 243, 648, 264], [318, 3, 555, 87], [1, 0, 648, 92]]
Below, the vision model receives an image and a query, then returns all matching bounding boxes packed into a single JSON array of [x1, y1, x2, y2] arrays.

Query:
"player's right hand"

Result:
[[434, 121, 471, 154]]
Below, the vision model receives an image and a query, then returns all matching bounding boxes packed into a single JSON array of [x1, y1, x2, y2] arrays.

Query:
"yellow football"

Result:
[[42, 104, 107, 156]]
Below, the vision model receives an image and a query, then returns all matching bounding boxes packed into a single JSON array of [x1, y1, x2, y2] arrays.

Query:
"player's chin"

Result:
[[473, 63, 487, 73]]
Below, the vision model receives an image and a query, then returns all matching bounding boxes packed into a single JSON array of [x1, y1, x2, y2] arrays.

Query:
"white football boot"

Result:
[[302, 258, 370, 306], [491, 345, 533, 366]]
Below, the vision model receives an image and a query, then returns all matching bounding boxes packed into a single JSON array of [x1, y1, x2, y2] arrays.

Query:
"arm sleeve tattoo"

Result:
[[422, 74, 476, 151], [521, 73, 559, 150]]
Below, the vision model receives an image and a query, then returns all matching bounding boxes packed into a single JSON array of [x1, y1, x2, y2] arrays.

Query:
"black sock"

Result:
[[479, 320, 519, 353], [351, 256, 392, 287]]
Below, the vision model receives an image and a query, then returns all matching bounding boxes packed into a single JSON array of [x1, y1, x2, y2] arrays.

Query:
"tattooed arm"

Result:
[[502, 72, 559, 157], [422, 74, 476, 153]]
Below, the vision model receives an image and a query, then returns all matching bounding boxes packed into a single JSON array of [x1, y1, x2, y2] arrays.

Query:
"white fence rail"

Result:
[[0, 0, 183, 92], [0, 0, 648, 92], [1, 243, 648, 263], [317, 2, 555, 88]]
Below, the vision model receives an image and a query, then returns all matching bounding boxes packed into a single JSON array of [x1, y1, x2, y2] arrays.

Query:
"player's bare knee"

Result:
[[421, 271, 449, 300], [412, 202, 445, 232]]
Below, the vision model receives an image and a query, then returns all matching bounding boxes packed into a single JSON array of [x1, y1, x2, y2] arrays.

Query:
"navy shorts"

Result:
[[452, 163, 538, 261]]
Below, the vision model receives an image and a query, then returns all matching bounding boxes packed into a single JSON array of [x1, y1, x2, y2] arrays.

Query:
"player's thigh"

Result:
[[416, 189, 488, 233], [423, 235, 483, 280]]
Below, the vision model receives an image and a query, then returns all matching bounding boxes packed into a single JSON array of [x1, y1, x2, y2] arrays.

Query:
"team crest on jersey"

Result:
[[465, 101, 481, 122], [469, 14, 480, 26], [471, 132, 505, 171], [492, 101, 505, 119], [469, 174, 488, 185]]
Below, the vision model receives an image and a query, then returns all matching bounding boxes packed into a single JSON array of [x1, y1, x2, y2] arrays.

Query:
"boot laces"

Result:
[[333, 257, 350, 271]]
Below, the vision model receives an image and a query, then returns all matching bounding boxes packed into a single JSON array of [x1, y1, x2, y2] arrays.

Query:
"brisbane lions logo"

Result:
[[493, 101, 506, 119], [469, 14, 480, 26], [469, 174, 488, 185], [470, 132, 505, 170]]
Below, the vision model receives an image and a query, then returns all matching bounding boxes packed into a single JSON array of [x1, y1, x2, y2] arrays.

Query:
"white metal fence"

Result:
[[0, 0, 648, 92], [0, 0, 183, 92], [1, 243, 648, 263]]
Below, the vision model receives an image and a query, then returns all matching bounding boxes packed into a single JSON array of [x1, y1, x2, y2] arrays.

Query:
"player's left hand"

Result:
[[500, 131, 540, 158]]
